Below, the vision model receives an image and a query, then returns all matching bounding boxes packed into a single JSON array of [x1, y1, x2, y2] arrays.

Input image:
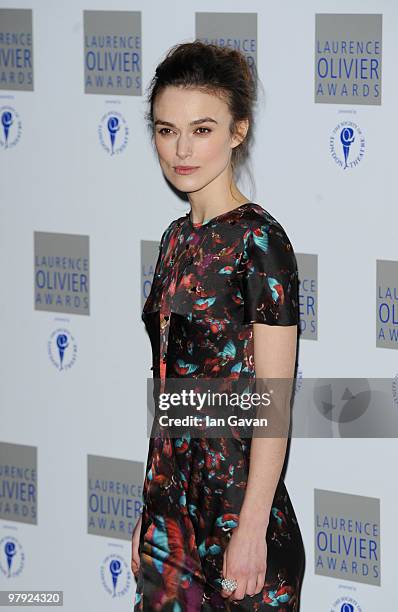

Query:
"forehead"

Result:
[[153, 86, 229, 122]]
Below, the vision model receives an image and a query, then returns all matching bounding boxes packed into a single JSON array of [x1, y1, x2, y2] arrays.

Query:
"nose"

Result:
[[176, 133, 192, 160]]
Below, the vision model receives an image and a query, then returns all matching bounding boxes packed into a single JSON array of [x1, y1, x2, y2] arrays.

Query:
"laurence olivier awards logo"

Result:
[[0, 442, 37, 525], [329, 120, 365, 170], [140, 240, 159, 309], [315, 13, 382, 105], [376, 260, 398, 350], [98, 110, 129, 156], [0, 536, 25, 578], [314, 489, 380, 586], [330, 595, 362, 612], [196, 12, 257, 79], [48, 327, 77, 371], [0, 8, 34, 92], [100, 554, 131, 598], [83, 10, 142, 96], [88, 455, 142, 598], [87, 455, 143, 540], [34, 231, 90, 315], [0, 105, 22, 150], [296, 253, 317, 341]]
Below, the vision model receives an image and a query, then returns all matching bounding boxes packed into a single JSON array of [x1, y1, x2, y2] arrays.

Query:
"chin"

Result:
[[169, 174, 203, 189]]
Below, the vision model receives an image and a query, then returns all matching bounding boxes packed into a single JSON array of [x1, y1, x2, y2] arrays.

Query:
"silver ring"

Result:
[[221, 577, 238, 592]]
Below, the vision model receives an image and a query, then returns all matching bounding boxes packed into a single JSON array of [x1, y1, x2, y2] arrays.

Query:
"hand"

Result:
[[220, 521, 267, 602], [131, 514, 142, 580]]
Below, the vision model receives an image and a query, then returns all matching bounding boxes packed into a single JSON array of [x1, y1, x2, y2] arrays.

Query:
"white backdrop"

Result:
[[1, 1, 396, 610]]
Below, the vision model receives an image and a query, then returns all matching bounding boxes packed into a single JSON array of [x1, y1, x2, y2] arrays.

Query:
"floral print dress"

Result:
[[134, 202, 305, 611]]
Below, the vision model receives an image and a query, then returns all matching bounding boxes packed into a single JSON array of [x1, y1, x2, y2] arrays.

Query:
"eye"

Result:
[[156, 126, 212, 136], [157, 128, 173, 135]]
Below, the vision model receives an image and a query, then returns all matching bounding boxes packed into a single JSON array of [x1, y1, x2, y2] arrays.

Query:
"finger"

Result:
[[132, 542, 140, 557], [131, 545, 140, 564], [229, 578, 247, 602], [255, 571, 266, 594], [220, 578, 239, 600], [220, 586, 233, 599], [245, 576, 258, 597]]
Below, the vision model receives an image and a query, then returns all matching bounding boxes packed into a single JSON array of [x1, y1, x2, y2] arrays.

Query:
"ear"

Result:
[[231, 118, 249, 148]]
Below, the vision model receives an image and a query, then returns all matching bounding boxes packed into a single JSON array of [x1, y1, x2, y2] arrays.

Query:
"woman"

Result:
[[131, 41, 305, 610]]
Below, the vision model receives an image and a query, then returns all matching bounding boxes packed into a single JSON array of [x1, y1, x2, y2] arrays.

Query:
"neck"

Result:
[[189, 198, 251, 224], [185, 164, 250, 224]]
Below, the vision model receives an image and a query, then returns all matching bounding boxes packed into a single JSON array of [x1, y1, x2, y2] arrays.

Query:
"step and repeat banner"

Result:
[[1, 1, 397, 610]]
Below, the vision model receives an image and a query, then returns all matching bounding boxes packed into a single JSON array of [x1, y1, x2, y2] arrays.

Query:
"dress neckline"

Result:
[[186, 201, 255, 229]]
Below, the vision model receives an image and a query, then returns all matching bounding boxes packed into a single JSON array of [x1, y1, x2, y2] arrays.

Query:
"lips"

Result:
[[174, 166, 199, 175]]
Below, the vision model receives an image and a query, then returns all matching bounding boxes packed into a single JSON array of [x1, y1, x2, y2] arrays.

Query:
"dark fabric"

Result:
[[134, 202, 305, 611], [238, 222, 299, 326]]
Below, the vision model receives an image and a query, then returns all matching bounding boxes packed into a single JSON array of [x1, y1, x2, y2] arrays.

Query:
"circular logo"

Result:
[[392, 372, 398, 408], [331, 595, 362, 612], [293, 366, 303, 395], [329, 121, 365, 170], [48, 328, 77, 371], [100, 554, 131, 597], [0, 536, 25, 578], [98, 111, 129, 156], [0, 105, 22, 150]]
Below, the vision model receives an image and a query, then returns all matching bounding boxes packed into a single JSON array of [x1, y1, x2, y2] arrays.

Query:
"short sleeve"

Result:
[[238, 223, 299, 326]]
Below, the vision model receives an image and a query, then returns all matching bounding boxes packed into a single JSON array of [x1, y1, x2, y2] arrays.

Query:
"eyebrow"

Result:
[[154, 117, 218, 127]]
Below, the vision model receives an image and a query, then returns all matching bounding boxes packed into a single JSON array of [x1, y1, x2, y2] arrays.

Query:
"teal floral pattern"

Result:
[[134, 203, 305, 610]]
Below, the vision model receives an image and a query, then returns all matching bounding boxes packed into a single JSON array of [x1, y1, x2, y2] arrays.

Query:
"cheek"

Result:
[[198, 134, 231, 162], [155, 138, 171, 160]]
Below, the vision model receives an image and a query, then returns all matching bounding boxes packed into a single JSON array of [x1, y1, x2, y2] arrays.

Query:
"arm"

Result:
[[221, 323, 297, 602], [221, 217, 299, 602], [239, 323, 297, 529]]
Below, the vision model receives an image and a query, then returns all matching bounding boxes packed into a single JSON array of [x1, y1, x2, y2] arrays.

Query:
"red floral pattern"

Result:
[[134, 203, 305, 610]]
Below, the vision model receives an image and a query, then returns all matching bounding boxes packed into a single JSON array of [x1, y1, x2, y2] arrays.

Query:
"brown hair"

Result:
[[144, 40, 259, 176]]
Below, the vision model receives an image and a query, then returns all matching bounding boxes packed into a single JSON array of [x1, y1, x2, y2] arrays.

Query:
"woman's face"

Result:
[[153, 86, 245, 193]]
